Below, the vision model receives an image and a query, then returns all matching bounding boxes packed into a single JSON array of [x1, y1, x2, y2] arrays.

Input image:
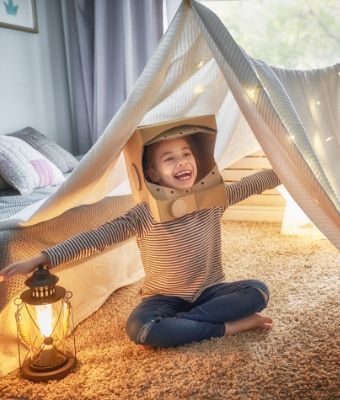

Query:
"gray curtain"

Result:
[[61, 0, 163, 154]]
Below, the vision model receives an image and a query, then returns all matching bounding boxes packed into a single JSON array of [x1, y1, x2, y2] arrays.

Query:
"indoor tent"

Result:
[[1, 0, 339, 375], [2, 0, 339, 247]]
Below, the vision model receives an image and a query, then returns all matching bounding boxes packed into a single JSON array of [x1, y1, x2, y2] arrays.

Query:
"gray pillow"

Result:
[[10, 127, 79, 174], [0, 136, 65, 194]]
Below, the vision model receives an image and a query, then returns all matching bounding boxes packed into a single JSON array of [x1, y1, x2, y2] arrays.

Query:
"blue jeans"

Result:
[[126, 279, 269, 348]]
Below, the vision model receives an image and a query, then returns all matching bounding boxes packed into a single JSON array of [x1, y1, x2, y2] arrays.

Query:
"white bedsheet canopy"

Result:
[[3, 0, 339, 248]]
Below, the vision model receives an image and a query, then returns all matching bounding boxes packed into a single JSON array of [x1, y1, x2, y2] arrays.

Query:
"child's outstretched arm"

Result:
[[0, 202, 152, 281], [225, 169, 281, 206], [0, 253, 50, 281], [0, 211, 135, 282], [44, 202, 152, 268]]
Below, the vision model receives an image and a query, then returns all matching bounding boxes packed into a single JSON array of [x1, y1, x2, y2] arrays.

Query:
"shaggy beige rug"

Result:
[[0, 221, 339, 400]]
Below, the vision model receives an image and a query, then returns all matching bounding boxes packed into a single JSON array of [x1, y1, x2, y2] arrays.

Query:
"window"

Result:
[[202, 0, 340, 69]]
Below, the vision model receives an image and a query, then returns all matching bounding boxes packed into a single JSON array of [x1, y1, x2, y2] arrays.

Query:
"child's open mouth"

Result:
[[174, 170, 192, 181]]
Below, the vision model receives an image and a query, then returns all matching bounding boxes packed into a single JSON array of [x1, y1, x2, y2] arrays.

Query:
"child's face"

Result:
[[147, 138, 198, 190]]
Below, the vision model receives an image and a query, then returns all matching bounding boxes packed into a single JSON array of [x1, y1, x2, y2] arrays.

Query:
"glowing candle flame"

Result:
[[36, 304, 53, 337]]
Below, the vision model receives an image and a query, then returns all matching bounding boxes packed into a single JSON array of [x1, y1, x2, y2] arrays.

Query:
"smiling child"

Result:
[[0, 131, 280, 348]]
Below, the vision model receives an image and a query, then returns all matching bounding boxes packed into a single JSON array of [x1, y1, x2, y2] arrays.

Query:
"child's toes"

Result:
[[263, 323, 273, 330], [263, 316, 273, 324]]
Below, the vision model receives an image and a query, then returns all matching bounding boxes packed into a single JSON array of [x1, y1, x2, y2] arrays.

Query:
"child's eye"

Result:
[[164, 157, 173, 162], [184, 152, 192, 157]]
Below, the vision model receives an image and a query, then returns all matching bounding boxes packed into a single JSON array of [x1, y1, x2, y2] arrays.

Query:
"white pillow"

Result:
[[0, 135, 65, 194]]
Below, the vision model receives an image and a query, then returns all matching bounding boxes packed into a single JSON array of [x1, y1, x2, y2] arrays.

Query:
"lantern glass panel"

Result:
[[17, 296, 71, 369]]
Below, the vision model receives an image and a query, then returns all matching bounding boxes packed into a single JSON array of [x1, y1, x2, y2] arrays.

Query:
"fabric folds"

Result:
[[2, 0, 339, 248]]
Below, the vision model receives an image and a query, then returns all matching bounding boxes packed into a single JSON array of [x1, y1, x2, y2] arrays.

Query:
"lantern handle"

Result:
[[14, 297, 23, 306], [65, 291, 73, 300]]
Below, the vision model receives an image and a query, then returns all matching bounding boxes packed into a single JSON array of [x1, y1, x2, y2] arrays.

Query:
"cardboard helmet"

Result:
[[123, 115, 227, 222]]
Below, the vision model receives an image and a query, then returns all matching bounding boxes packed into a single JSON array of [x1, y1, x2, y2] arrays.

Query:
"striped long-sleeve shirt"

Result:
[[44, 169, 280, 302]]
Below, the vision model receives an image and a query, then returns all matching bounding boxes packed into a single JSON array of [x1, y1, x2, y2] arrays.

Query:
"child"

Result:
[[0, 135, 280, 348]]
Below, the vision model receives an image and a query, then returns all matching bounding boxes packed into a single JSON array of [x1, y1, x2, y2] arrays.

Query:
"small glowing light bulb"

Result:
[[245, 85, 260, 103], [289, 135, 295, 141], [36, 304, 53, 337], [326, 136, 334, 142], [196, 61, 205, 69], [194, 85, 205, 95], [315, 100, 321, 106]]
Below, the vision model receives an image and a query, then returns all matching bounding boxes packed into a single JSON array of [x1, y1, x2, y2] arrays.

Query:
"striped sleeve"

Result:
[[43, 202, 153, 268], [225, 169, 281, 206]]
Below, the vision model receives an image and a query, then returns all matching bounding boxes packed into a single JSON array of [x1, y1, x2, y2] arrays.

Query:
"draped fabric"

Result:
[[60, 0, 163, 154], [2, 0, 339, 248]]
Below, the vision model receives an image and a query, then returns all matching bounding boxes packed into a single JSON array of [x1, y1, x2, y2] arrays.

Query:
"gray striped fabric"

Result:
[[0, 185, 60, 220], [43, 170, 280, 302], [190, 1, 340, 248]]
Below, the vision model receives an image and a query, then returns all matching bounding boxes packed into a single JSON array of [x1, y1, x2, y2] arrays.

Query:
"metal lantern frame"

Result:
[[15, 265, 77, 382]]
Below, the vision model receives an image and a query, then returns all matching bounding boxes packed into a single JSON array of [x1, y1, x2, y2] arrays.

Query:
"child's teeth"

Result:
[[176, 171, 191, 180]]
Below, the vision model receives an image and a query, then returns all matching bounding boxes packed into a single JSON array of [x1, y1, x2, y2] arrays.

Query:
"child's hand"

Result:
[[0, 253, 50, 282]]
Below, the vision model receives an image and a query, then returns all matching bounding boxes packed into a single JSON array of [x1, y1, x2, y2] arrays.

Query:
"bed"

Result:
[[0, 128, 144, 376]]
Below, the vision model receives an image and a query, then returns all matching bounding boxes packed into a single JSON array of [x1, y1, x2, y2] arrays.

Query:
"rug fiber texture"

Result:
[[0, 221, 339, 400]]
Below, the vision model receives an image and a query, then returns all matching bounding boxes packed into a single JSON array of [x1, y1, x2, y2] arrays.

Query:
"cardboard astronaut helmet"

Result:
[[123, 115, 228, 222]]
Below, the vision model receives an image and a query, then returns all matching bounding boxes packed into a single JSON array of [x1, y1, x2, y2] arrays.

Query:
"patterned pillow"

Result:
[[10, 127, 79, 174], [0, 136, 65, 194]]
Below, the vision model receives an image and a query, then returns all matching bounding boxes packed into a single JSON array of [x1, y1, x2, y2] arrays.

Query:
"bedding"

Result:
[[0, 180, 68, 220], [0, 136, 65, 194], [9, 127, 79, 174], [0, 127, 79, 192], [0, 175, 8, 190]]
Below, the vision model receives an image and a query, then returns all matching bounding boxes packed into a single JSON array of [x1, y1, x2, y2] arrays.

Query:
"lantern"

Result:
[[15, 265, 76, 382]]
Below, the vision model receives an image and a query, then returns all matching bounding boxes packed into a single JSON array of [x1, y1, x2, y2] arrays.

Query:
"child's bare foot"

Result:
[[140, 344, 152, 350], [225, 313, 273, 336]]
